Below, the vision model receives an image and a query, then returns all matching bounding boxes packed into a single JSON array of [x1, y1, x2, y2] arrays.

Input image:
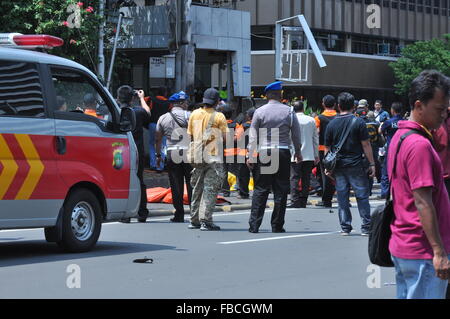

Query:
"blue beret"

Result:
[[169, 91, 189, 102], [264, 81, 283, 93]]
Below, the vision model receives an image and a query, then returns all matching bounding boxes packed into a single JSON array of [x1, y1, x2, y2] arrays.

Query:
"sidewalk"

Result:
[[147, 193, 257, 216], [143, 169, 258, 216], [145, 190, 383, 219], [143, 169, 385, 217]]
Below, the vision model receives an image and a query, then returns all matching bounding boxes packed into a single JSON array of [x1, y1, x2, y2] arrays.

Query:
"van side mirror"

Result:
[[119, 107, 136, 133]]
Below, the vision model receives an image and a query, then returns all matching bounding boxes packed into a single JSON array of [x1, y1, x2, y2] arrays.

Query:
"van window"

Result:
[[51, 67, 112, 122], [0, 61, 45, 117]]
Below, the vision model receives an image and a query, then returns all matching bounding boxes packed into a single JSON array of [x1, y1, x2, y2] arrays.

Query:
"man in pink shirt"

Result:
[[433, 109, 450, 196], [388, 70, 450, 299], [432, 102, 450, 299]]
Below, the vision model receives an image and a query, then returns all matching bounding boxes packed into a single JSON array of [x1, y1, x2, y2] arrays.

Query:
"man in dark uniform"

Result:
[[117, 85, 151, 223], [314, 95, 337, 207], [148, 88, 170, 172], [236, 107, 256, 199], [356, 109, 384, 195], [247, 81, 302, 233], [379, 102, 405, 199], [217, 104, 238, 197]]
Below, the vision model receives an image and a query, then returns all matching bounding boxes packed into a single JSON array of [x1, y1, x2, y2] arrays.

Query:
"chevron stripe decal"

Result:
[[0, 134, 19, 199], [14, 134, 45, 200]]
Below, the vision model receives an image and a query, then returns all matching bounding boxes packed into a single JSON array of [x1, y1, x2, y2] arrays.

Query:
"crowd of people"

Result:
[[110, 69, 449, 299]]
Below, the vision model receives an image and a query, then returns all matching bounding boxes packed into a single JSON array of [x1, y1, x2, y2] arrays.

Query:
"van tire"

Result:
[[57, 189, 102, 253]]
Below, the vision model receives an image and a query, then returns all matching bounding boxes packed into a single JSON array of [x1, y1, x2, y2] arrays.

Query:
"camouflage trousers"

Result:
[[190, 163, 225, 224]]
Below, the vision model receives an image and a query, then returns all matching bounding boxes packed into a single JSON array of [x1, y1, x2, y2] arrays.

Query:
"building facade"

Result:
[[236, 0, 450, 108], [117, 1, 251, 102]]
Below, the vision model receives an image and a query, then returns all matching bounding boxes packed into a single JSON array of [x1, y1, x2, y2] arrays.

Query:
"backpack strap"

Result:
[[202, 111, 216, 142], [334, 117, 357, 154], [387, 129, 432, 202], [169, 111, 187, 128]]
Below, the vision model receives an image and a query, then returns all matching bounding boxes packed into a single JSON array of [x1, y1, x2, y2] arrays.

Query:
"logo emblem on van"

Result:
[[112, 142, 124, 170]]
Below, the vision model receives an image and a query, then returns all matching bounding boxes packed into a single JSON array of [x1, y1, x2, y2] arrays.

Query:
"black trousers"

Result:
[[371, 145, 381, 183], [290, 161, 314, 206], [138, 154, 149, 218], [249, 149, 291, 231], [238, 163, 251, 197], [167, 151, 193, 219], [318, 151, 336, 205]]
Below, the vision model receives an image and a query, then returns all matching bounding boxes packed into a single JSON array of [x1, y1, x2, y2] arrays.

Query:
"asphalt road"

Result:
[[0, 203, 396, 299]]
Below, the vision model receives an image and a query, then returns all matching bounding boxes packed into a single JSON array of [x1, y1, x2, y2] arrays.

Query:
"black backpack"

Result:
[[368, 129, 430, 267]]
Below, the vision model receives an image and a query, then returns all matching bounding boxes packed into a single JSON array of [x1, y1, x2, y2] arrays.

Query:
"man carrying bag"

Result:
[[186, 88, 228, 231], [324, 92, 375, 236], [376, 71, 450, 299]]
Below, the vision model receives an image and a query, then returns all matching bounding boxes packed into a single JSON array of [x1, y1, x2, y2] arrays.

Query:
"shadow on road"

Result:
[[0, 240, 177, 268]]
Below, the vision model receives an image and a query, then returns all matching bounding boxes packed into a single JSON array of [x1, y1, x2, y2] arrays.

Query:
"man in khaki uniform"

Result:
[[187, 88, 228, 231], [155, 91, 192, 223]]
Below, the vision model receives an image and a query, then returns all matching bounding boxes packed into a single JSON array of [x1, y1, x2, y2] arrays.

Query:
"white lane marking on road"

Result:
[[218, 231, 339, 245]]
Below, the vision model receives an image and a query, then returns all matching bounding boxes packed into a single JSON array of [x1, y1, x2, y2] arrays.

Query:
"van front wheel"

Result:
[[57, 189, 102, 253]]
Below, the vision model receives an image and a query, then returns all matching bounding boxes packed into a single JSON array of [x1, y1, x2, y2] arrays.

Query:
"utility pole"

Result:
[[106, 11, 125, 91], [175, 0, 195, 95], [98, 0, 105, 83]]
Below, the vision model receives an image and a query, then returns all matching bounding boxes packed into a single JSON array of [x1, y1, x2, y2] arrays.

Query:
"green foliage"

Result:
[[0, 1, 130, 84], [389, 35, 450, 96]]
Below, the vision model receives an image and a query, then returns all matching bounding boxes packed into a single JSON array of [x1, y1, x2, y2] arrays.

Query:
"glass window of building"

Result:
[[313, 31, 345, 52], [251, 26, 274, 51], [352, 36, 400, 56]]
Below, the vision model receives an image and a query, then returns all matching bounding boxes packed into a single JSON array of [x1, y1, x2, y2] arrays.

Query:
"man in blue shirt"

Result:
[[379, 102, 405, 199], [374, 100, 390, 124]]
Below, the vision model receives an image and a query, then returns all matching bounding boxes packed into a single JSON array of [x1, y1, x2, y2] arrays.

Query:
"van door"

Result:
[[0, 60, 64, 228], [47, 66, 132, 216]]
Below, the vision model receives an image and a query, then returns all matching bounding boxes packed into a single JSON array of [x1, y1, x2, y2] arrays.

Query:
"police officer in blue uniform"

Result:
[[155, 91, 192, 222], [247, 81, 302, 233]]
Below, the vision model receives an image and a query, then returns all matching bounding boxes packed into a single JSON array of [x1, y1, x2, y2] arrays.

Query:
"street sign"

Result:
[[149, 56, 175, 79], [149, 57, 166, 78]]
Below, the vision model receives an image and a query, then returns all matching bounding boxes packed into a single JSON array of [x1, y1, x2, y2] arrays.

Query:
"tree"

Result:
[[0, 0, 130, 84], [389, 35, 450, 96]]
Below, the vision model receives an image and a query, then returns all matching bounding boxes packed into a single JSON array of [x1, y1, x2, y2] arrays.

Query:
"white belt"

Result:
[[167, 146, 188, 151], [259, 145, 290, 150]]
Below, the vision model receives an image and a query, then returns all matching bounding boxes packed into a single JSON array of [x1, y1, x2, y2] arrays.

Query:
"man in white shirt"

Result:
[[289, 101, 319, 208]]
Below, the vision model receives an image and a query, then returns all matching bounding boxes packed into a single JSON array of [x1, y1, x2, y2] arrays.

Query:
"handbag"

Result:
[[323, 117, 356, 172], [368, 129, 428, 267], [186, 111, 216, 168]]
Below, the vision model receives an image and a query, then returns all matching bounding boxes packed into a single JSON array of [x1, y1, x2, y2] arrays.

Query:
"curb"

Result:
[[148, 203, 269, 217], [147, 196, 383, 217]]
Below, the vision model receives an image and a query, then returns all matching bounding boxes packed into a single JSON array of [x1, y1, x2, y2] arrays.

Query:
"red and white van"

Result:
[[0, 34, 141, 252]]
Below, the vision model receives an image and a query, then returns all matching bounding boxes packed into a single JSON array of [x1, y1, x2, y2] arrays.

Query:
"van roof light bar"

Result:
[[0, 33, 64, 49]]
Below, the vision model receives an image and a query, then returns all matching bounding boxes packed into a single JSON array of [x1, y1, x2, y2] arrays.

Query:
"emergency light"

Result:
[[0, 33, 64, 49]]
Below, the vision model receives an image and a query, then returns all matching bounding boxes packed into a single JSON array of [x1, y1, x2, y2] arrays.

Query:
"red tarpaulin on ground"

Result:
[[146, 187, 171, 203], [147, 186, 230, 205]]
